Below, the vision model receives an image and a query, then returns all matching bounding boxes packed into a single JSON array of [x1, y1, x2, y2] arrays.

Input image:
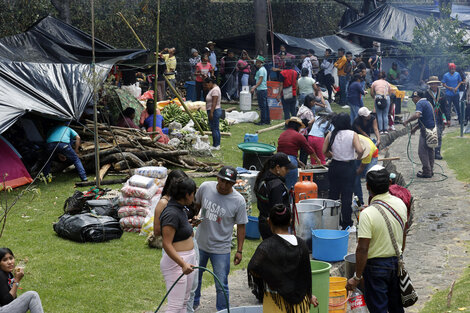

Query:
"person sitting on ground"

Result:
[[0, 248, 44, 313], [352, 107, 381, 147], [297, 95, 317, 164], [312, 82, 332, 114], [255, 153, 295, 240], [143, 102, 169, 144], [387, 62, 399, 85], [248, 204, 318, 313], [117, 107, 139, 129], [139, 99, 161, 128], [43, 123, 87, 182]]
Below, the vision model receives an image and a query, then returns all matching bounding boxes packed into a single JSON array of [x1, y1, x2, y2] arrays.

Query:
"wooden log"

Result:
[[186, 171, 218, 178], [377, 157, 400, 162], [113, 160, 130, 171], [80, 147, 120, 161], [124, 149, 189, 159], [97, 164, 112, 181], [100, 152, 145, 168], [256, 122, 285, 134], [75, 177, 128, 188], [203, 131, 231, 137]]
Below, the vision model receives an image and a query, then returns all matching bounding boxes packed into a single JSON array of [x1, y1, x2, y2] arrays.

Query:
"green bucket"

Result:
[[311, 260, 331, 313]]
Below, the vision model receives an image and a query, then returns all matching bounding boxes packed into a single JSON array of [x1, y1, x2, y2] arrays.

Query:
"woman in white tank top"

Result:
[[323, 113, 364, 230]]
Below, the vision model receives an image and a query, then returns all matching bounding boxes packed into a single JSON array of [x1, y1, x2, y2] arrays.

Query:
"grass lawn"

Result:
[[441, 130, 470, 183]]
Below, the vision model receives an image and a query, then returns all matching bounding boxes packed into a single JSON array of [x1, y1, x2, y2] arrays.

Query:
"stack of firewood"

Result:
[[71, 121, 220, 179]]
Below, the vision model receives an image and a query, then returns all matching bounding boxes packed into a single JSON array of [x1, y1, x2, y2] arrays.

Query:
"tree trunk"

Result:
[[51, 0, 71, 24], [254, 0, 267, 57]]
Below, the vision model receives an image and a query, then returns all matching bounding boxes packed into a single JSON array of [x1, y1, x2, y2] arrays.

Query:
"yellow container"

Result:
[[328, 289, 347, 313], [395, 90, 406, 99], [329, 277, 347, 290]]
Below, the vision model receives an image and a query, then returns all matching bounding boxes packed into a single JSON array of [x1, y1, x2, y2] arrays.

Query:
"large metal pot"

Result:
[[294, 203, 324, 251], [299, 199, 341, 230]]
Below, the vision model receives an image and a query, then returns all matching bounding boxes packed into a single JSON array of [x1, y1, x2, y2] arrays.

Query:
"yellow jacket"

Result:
[[334, 56, 347, 76]]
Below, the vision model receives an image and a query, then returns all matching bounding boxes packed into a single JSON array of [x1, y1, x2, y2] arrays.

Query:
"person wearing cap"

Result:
[[161, 47, 177, 98], [442, 63, 463, 124], [346, 166, 408, 313], [323, 112, 365, 230], [297, 68, 316, 106], [272, 61, 299, 120], [206, 41, 218, 75], [193, 166, 248, 311], [278, 117, 320, 191], [425, 75, 449, 160], [251, 55, 270, 125], [334, 48, 348, 106], [403, 91, 436, 178], [353, 135, 379, 205], [254, 153, 295, 239], [353, 107, 381, 147], [189, 48, 201, 81], [347, 73, 365, 125]]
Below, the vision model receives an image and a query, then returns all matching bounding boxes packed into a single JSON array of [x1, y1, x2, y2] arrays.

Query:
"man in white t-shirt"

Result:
[[193, 166, 248, 311]]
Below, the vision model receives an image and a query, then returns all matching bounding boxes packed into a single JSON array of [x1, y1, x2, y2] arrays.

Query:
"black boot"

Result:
[[435, 148, 443, 160]]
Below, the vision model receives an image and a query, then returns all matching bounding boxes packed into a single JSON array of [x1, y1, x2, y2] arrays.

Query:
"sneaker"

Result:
[[211, 145, 220, 150], [384, 131, 389, 134], [341, 105, 350, 109], [390, 125, 396, 131], [347, 225, 357, 233]]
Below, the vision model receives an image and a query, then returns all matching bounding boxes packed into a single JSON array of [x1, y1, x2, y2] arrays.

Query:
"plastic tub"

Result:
[[329, 288, 348, 313], [184, 81, 196, 101], [311, 229, 349, 262], [329, 276, 347, 290], [311, 260, 331, 313], [245, 216, 260, 239]]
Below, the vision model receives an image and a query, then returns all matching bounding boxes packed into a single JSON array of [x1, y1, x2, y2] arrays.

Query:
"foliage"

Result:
[[441, 130, 470, 183], [401, 7, 470, 76]]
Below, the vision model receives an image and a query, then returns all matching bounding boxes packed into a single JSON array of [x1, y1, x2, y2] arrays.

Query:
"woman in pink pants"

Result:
[[160, 177, 198, 313], [307, 113, 335, 164]]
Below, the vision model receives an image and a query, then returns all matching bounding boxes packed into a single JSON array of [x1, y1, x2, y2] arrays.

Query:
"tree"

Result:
[[51, 0, 71, 24]]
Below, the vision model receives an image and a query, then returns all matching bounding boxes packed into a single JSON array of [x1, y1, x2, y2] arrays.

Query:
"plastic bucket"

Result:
[[311, 260, 331, 313], [299, 199, 341, 230], [329, 288, 347, 313], [244, 133, 259, 143], [184, 81, 196, 101], [245, 216, 260, 239], [329, 277, 347, 290], [267, 81, 282, 99], [216, 306, 262, 313], [269, 106, 283, 120], [343, 253, 356, 279], [311, 229, 349, 262]]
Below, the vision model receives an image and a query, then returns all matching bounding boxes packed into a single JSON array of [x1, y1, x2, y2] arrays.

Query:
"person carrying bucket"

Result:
[[248, 204, 319, 312]]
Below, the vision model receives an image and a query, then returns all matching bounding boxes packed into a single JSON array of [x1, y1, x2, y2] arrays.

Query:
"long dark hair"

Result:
[[254, 153, 284, 192], [0, 248, 13, 261], [169, 177, 197, 201], [326, 112, 351, 153], [269, 204, 291, 227], [161, 169, 188, 197]]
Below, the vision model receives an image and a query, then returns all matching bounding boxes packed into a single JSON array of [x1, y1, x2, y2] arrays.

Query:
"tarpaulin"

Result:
[[273, 33, 365, 55], [0, 16, 148, 134]]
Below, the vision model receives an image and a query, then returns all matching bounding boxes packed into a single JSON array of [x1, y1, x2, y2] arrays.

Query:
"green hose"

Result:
[[404, 124, 448, 188], [154, 266, 230, 313]]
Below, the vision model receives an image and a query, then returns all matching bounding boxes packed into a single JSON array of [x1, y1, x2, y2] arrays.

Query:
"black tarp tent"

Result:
[[0, 16, 147, 134], [214, 32, 365, 56], [340, 3, 470, 44]]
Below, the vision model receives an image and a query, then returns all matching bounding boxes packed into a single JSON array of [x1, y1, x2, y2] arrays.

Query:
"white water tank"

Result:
[[239, 86, 252, 111]]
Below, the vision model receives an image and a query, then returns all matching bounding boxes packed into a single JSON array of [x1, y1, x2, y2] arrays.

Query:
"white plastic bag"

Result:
[[128, 175, 155, 189], [225, 110, 259, 124], [135, 166, 168, 179]]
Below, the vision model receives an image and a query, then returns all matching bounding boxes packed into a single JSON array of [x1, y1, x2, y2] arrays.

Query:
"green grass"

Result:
[[441, 130, 470, 183]]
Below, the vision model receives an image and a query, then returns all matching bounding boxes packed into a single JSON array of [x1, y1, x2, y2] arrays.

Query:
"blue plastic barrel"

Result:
[[245, 216, 260, 239], [184, 81, 196, 101], [311, 229, 349, 262], [244, 133, 258, 143]]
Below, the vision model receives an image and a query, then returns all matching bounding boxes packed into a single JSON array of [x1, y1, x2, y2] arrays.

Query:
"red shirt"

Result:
[[277, 128, 314, 157], [280, 69, 298, 96]]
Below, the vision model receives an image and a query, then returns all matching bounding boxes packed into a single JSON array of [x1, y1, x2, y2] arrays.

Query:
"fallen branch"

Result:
[[100, 152, 145, 168], [75, 177, 128, 188], [203, 131, 231, 137], [256, 122, 285, 134]]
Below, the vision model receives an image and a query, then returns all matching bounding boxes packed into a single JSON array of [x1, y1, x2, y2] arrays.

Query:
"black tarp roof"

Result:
[[340, 3, 470, 44], [214, 32, 365, 56], [0, 16, 147, 134]]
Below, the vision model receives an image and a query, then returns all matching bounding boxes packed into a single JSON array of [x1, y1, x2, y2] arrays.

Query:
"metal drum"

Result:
[[299, 198, 341, 230], [294, 203, 324, 251]]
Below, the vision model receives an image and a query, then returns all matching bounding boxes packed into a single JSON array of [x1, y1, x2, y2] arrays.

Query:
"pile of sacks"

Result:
[[233, 179, 252, 215], [119, 167, 168, 233]]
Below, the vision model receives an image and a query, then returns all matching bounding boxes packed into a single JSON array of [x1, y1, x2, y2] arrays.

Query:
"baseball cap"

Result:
[[411, 90, 421, 98], [217, 166, 238, 183], [270, 153, 297, 170], [358, 107, 372, 117]]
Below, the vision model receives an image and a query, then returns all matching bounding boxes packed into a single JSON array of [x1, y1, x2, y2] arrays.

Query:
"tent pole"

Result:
[[117, 12, 147, 50], [153, 0, 161, 135], [91, 0, 100, 188]]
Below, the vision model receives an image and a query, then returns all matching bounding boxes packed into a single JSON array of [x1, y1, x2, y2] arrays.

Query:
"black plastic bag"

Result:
[[63, 191, 92, 215], [87, 199, 119, 220], [53, 213, 123, 243]]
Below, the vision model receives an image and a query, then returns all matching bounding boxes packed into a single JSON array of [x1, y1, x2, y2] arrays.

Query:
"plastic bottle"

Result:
[[348, 288, 367, 313]]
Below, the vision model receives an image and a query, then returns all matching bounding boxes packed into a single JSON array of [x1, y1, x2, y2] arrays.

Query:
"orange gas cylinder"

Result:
[[294, 172, 318, 203]]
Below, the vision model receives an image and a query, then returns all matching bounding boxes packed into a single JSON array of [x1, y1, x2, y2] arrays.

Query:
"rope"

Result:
[[154, 266, 230, 313]]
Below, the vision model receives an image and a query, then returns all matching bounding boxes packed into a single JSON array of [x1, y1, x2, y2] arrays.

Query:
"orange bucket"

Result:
[[269, 106, 283, 120], [267, 81, 282, 98]]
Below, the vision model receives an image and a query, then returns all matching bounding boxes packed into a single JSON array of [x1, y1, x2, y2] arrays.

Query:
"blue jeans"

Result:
[[375, 96, 390, 132], [207, 108, 222, 147], [354, 157, 378, 204], [284, 155, 298, 192], [257, 89, 270, 124], [364, 257, 404, 313], [339, 76, 349, 105], [446, 93, 461, 124], [44, 142, 87, 181], [194, 249, 231, 311], [328, 159, 355, 229], [281, 96, 297, 120], [350, 104, 360, 125]]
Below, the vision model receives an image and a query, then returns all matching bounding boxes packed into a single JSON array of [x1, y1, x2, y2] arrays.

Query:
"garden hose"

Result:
[[404, 124, 448, 188], [154, 266, 230, 313]]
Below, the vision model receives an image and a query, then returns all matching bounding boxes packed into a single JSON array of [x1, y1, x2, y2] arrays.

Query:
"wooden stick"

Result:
[[256, 122, 284, 134], [378, 157, 400, 161], [97, 164, 112, 181], [203, 131, 231, 137], [75, 177, 128, 188], [186, 172, 218, 178]]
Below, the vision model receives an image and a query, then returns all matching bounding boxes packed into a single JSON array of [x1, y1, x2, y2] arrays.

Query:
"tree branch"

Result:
[[331, 0, 359, 14]]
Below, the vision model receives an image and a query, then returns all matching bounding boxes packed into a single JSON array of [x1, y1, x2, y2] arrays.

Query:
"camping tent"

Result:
[[0, 136, 32, 190], [340, 3, 470, 44], [0, 15, 147, 134]]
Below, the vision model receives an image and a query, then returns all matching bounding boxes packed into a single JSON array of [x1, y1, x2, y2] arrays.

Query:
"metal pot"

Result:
[[294, 203, 324, 250], [299, 198, 341, 230]]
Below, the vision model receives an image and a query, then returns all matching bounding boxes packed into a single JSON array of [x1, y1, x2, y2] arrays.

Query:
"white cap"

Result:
[[367, 165, 385, 173], [358, 107, 372, 117]]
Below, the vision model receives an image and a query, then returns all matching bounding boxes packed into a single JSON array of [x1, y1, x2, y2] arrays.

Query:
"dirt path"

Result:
[[195, 125, 470, 313]]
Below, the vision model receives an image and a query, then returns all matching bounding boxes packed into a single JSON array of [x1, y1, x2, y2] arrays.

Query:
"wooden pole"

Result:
[[117, 12, 147, 50], [91, 0, 100, 188], [153, 0, 161, 134], [256, 122, 284, 134]]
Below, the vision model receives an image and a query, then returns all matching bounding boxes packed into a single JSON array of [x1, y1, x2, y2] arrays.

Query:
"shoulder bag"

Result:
[[373, 200, 418, 308], [419, 101, 438, 148]]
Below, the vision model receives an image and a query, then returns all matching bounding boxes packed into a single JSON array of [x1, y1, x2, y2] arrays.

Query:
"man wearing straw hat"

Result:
[[425, 75, 449, 160], [251, 55, 270, 125]]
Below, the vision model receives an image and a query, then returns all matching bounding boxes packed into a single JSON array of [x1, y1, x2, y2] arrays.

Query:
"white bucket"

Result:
[[240, 86, 252, 111]]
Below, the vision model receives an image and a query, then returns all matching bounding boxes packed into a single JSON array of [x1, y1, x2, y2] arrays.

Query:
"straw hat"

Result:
[[427, 76, 441, 85], [285, 116, 305, 129], [356, 135, 372, 160], [207, 41, 216, 46]]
